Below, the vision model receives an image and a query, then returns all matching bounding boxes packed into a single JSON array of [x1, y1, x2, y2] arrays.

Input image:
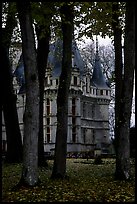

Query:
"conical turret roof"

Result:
[[91, 36, 109, 89], [47, 38, 85, 77]]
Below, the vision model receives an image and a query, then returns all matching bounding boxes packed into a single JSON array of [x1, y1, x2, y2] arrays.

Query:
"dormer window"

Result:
[[100, 90, 103, 95]]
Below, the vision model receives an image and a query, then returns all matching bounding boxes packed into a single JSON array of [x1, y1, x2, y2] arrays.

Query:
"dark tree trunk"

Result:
[[112, 2, 123, 151], [2, 46, 23, 163], [36, 23, 51, 167], [2, 2, 23, 163], [115, 1, 135, 180], [112, 2, 135, 180], [51, 3, 74, 179], [112, 2, 123, 178], [17, 1, 40, 186]]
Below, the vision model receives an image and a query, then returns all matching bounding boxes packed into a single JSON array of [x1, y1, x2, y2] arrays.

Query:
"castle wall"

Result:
[[2, 55, 111, 155]]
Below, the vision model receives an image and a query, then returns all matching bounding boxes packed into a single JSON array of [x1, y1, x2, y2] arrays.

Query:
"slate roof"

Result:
[[48, 39, 85, 77], [14, 38, 109, 94], [90, 51, 109, 89]]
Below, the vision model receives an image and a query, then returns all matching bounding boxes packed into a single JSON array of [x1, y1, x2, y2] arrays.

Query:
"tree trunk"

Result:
[[17, 2, 40, 186], [112, 2, 123, 150], [112, 2, 135, 180], [115, 1, 135, 180], [51, 3, 73, 179], [2, 45, 23, 163], [36, 22, 51, 167], [2, 2, 23, 163]]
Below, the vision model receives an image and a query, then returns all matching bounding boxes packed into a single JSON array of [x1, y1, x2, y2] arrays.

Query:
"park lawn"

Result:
[[2, 158, 135, 202]]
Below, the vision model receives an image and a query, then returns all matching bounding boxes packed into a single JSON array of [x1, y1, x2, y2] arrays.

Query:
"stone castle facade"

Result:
[[2, 39, 111, 156]]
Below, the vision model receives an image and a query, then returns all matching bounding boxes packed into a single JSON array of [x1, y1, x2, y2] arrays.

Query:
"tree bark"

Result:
[[2, 2, 23, 163], [36, 22, 51, 167], [51, 3, 74, 179], [2, 45, 23, 163], [17, 2, 40, 186], [115, 1, 135, 180], [112, 2, 135, 180]]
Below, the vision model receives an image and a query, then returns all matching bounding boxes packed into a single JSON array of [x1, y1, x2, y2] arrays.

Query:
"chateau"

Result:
[[2, 39, 111, 156]]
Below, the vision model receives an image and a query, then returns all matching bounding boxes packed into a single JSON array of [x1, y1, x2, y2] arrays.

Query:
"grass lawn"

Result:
[[2, 158, 135, 202]]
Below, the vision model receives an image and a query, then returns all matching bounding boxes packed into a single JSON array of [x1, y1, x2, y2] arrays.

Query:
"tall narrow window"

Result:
[[46, 98, 50, 143], [93, 129, 95, 145], [47, 117, 50, 125], [45, 77, 48, 86], [46, 98, 50, 115], [72, 98, 76, 115], [92, 104, 95, 119], [72, 126, 76, 143], [56, 79, 58, 85], [83, 102, 86, 117], [47, 126, 50, 143], [50, 79, 52, 85], [86, 78, 88, 92], [72, 98, 76, 143], [74, 76, 77, 86], [72, 117, 76, 143], [100, 90, 103, 95], [83, 128, 86, 143]]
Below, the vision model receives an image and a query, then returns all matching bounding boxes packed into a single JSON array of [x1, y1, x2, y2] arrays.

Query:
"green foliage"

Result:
[[2, 158, 135, 202], [74, 2, 126, 40]]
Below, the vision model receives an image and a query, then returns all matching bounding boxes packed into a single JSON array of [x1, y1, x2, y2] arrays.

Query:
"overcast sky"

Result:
[[77, 35, 113, 49]]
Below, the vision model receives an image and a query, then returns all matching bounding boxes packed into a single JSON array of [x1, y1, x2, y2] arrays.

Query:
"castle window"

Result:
[[72, 117, 76, 124], [72, 126, 76, 143], [86, 78, 88, 92], [92, 130, 95, 144], [45, 77, 48, 86], [72, 98, 76, 115], [72, 97, 76, 105], [72, 98, 76, 143], [46, 99, 51, 143], [106, 90, 108, 95], [83, 102, 86, 117], [46, 126, 50, 143], [74, 76, 77, 86], [50, 79, 52, 85], [92, 104, 95, 118], [56, 79, 58, 85], [47, 117, 50, 125], [100, 90, 103, 95], [83, 128, 86, 143], [46, 98, 50, 115]]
